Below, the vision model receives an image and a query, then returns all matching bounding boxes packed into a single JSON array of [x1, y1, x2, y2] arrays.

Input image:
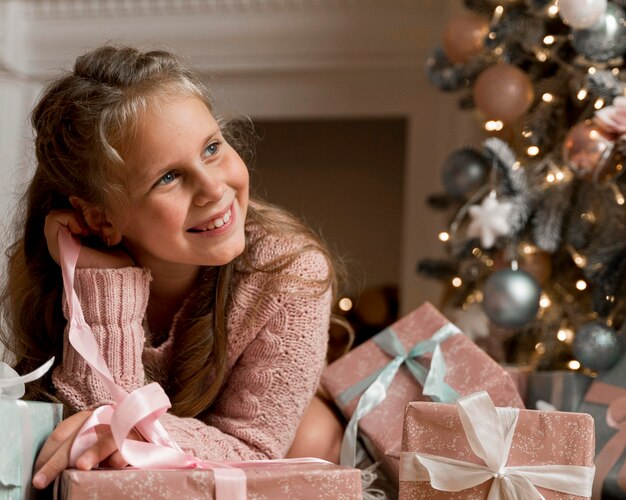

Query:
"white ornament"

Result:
[[466, 193, 513, 249], [558, 0, 607, 29]]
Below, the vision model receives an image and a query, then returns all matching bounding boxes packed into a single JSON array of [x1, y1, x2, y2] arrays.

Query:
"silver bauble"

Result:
[[482, 269, 541, 329], [572, 321, 622, 371], [441, 148, 489, 199], [571, 4, 626, 62]]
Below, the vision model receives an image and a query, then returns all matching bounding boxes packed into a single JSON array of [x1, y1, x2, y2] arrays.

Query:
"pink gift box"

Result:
[[59, 462, 362, 499], [400, 396, 595, 499], [321, 302, 524, 484]]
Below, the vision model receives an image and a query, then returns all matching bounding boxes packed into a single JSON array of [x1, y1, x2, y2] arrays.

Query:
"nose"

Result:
[[192, 167, 226, 206]]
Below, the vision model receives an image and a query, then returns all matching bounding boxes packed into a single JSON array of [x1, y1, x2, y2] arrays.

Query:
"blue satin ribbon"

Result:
[[338, 323, 461, 467]]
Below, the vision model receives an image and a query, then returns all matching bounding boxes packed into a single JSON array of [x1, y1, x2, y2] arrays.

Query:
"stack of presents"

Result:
[[3, 302, 626, 498]]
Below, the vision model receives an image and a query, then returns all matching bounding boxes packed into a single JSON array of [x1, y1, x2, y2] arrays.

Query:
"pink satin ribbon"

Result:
[[584, 381, 626, 500], [58, 229, 327, 499]]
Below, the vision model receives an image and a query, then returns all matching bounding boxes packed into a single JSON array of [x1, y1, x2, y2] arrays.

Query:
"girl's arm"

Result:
[[158, 269, 332, 461]]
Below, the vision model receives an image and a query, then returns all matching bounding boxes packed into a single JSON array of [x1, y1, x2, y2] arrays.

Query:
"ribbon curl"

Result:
[[58, 229, 328, 500], [338, 323, 460, 467], [584, 381, 626, 499], [399, 391, 595, 499]]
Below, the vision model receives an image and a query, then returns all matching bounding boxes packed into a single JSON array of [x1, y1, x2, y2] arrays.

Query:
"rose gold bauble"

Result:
[[473, 64, 535, 123], [442, 14, 489, 64], [562, 120, 616, 180]]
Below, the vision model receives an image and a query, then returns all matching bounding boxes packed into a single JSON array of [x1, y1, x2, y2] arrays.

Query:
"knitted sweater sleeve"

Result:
[[159, 248, 332, 461], [52, 267, 150, 410]]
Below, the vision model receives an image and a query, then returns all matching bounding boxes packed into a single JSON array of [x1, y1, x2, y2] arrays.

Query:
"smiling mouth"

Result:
[[188, 208, 232, 233]]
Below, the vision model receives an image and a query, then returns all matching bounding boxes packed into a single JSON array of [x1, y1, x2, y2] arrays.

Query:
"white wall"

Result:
[[0, 0, 478, 315]]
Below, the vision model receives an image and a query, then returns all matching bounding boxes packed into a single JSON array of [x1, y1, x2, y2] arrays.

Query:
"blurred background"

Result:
[[0, 0, 473, 347]]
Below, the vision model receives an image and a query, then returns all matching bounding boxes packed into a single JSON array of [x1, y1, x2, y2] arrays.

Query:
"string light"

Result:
[[543, 35, 555, 45], [536, 51, 548, 62], [572, 253, 587, 268], [452, 277, 463, 288], [542, 93, 554, 103], [576, 280, 587, 291], [539, 293, 552, 308], [535, 342, 546, 354], [568, 360, 581, 370], [588, 67, 597, 75], [438, 231, 450, 242], [557, 327, 574, 343], [546, 173, 556, 183], [338, 297, 353, 311], [594, 98, 605, 110], [527, 146, 540, 156], [577, 89, 588, 100], [485, 120, 504, 131], [547, 4, 559, 16]]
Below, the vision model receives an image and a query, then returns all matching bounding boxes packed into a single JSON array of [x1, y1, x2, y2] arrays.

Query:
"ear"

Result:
[[69, 196, 123, 246]]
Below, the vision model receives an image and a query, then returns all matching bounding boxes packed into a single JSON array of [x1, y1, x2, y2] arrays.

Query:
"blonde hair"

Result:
[[0, 46, 341, 418]]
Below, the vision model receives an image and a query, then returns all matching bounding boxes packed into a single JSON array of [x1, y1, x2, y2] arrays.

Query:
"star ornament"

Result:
[[466, 194, 513, 249]]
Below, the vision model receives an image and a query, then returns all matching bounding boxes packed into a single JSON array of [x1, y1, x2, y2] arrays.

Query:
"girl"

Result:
[[0, 45, 345, 489]]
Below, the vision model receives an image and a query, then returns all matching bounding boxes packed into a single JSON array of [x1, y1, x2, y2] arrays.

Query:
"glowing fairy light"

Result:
[[576, 280, 587, 291], [557, 328, 574, 342], [546, 173, 556, 183], [543, 35, 555, 45], [548, 5, 559, 16], [542, 93, 554, 103], [535, 342, 546, 354], [527, 146, 540, 156], [438, 231, 450, 242], [452, 277, 463, 288], [568, 360, 581, 370], [540, 293, 551, 308], [485, 120, 504, 131], [338, 297, 353, 311], [588, 67, 597, 75], [594, 98, 605, 110], [577, 89, 588, 100]]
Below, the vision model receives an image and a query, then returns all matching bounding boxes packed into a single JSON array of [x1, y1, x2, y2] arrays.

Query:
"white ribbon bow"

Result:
[[0, 357, 55, 400], [399, 391, 595, 499]]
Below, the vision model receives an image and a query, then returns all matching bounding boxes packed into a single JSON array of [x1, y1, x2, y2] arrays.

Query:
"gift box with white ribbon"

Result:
[[321, 302, 524, 485], [399, 391, 595, 499]]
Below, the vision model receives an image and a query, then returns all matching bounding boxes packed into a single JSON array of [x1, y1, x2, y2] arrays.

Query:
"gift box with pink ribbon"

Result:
[[399, 391, 596, 499], [0, 358, 63, 500], [578, 354, 626, 499], [320, 302, 524, 485], [59, 462, 362, 499]]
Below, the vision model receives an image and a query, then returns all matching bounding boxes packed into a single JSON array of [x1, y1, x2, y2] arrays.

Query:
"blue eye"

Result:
[[158, 171, 178, 185], [204, 142, 219, 157]]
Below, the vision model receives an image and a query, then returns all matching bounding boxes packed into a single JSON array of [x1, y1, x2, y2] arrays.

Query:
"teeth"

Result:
[[199, 209, 231, 231]]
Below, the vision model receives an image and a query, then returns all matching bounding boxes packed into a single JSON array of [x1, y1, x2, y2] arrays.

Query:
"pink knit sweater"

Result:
[[52, 227, 332, 461]]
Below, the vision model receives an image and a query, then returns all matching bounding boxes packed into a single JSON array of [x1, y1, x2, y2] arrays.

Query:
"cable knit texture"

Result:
[[52, 226, 331, 461]]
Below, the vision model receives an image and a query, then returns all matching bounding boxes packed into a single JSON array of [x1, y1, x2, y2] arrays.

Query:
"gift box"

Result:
[[502, 364, 532, 402], [59, 462, 362, 499], [526, 370, 593, 411], [399, 391, 595, 499], [578, 354, 626, 499], [321, 302, 524, 485], [0, 399, 63, 500]]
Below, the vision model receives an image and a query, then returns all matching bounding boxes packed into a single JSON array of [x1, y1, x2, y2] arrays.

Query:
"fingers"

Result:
[[32, 410, 92, 489], [44, 209, 90, 265], [74, 428, 119, 471]]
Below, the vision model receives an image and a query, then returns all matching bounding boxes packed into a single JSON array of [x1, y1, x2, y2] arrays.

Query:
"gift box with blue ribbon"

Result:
[[0, 359, 63, 500], [321, 302, 524, 485]]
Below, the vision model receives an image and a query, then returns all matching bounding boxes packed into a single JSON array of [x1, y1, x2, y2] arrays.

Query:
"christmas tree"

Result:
[[419, 0, 626, 373]]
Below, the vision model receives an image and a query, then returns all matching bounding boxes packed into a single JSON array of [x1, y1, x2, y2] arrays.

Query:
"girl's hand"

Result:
[[44, 210, 134, 269], [32, 409, 142, 489]]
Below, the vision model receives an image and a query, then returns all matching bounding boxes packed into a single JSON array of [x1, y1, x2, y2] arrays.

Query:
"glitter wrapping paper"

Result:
[[321, 302, 524, 484], [0, 400, 63, 500], [526, 370, 593, 412], [59, 463, 362, 500], [578, 354, 626, 499], [399, 400, 595, 499]]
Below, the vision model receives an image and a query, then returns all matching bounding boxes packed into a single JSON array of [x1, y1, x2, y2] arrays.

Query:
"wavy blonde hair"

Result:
[[0, 46, 344, 418]]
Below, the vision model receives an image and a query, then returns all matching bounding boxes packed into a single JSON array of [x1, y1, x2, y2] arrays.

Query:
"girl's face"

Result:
[[108, 95, 249, 274]]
